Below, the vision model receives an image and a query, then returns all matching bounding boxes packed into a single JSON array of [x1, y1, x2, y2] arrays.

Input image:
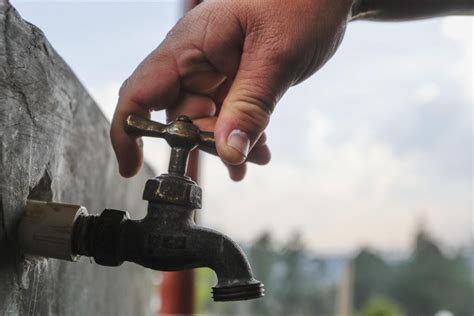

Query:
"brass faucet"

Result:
[[19, 115, 264, 302]]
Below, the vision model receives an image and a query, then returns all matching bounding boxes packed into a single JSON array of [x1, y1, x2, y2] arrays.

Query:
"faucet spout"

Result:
[[188, 226, 264, 301], [73, 202, 264, 301]]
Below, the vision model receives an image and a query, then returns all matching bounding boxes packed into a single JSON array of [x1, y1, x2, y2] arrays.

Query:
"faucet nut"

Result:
[[91, 209, 130, 266], [142, 175, 202, 209]]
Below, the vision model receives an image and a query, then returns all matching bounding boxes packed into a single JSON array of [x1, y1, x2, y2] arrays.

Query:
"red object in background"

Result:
[[159, 269, 196, 314], [159, 3, 202, 315]]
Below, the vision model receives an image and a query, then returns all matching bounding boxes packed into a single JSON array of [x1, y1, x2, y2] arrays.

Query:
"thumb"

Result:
[[214, 50, 292, 165]]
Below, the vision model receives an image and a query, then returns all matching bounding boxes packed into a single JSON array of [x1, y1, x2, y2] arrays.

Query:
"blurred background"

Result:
[[12, 1, 473, 315]]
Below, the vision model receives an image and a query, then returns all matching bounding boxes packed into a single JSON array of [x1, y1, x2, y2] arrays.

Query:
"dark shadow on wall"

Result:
[[27, 168, 53, 201]]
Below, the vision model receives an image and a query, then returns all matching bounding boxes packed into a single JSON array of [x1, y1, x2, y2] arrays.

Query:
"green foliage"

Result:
[[272, 232, 335, 316], [356, 297, 405, 316], [392, 231, 474, 316], [354, 230, 474, 316], [195, 267, 216, 312], [198, 231, 337, 316], [353, 248, 394, 309], [198, 228, 473, 316]]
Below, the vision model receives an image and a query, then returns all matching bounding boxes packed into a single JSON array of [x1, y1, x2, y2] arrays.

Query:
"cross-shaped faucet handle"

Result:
[[124, 115, 217, 176]]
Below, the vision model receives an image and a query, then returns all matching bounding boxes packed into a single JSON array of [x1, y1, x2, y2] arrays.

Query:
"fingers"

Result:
[[193, 116, 271, 166], [110, 2, 238, 177], [110, 99, 151, 178], [193, 116, 270, 182], [110, 1, 289, 179], [213, 50, 292, 165], [177, 48, 227, 95], [166, 93, 216, 121], [247, 143, 271, 165], [225, 142, 271, 182], [227, 163, 247, 182], [111, 52, 181, 177]]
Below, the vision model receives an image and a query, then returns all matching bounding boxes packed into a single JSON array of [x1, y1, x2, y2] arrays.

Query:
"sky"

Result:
[[11, 0, 473, 256]]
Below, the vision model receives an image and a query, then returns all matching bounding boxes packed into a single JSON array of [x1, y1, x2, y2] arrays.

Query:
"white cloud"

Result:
[[440, 17, 473, 106], [200, 111, 472, 254], [416, 82, 440, 103], [441, 16, 473, 42]]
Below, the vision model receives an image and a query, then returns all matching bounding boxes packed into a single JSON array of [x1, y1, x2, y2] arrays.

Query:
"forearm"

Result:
[[350, 0, 474, 21]]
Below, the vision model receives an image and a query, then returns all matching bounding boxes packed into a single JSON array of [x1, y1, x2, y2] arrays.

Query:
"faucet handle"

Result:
[[124, 114, 167, 139], [125, 114, 217, 155], [125, 114, 217, 175], [198, 130, 218, 156]]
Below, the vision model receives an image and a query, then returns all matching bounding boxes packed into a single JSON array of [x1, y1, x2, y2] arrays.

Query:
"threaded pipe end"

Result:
[[212, 282, 264, 302]]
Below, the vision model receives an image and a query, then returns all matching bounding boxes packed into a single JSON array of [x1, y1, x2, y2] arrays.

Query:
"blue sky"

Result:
[[12, 1, 473, 255]]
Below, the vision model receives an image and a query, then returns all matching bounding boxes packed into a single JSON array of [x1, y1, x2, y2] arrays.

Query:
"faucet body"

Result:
[[73, 198, 263, 301], [19, 116, 264, 301]]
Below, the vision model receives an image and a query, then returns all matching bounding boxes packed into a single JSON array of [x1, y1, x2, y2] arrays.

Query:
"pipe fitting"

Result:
[[73, 209, 130, 266], [18, 200, 87, 261]]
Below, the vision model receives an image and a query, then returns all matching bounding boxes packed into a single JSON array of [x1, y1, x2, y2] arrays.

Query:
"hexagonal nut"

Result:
[[143, 176, 202, 209], [92, 209, 130, 266]]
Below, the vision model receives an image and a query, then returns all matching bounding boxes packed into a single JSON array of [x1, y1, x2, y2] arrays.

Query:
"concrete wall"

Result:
[[0, 1, 155, 314]]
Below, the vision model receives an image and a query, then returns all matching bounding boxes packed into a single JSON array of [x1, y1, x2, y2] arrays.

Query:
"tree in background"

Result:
[[353, 248, 394, 310], [393, 231, 474, 316], [199, 227, 473, 315], [247, 231, 277, 316], [276, 232, 334, 315], [353, 248, 395, 309], [353, 229, 474, 316], [199, 231, 337, 315], [249, 231, 335, 316]]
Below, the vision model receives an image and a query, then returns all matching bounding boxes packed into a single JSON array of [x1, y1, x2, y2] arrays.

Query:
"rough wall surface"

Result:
[[0, 1, 155, 315]]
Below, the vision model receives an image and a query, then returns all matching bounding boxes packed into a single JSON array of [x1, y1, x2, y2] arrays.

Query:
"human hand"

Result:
[[111, 0, 352, 181]]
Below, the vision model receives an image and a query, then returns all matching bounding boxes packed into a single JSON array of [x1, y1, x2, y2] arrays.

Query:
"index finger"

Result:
[[110, 52, 181, 177]]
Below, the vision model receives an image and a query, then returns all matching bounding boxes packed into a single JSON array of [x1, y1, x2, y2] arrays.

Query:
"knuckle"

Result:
[[238, 93, 273, 118], [235, 78, 276, 114], [231, 98, 271, 136]]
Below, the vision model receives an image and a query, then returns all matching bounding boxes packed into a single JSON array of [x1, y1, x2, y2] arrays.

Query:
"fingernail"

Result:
[[227, 129, 250, 158], [136, 137, 144, 149]]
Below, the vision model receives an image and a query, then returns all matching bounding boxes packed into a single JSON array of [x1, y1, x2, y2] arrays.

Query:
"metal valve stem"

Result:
[[168, 148, 189, 176]]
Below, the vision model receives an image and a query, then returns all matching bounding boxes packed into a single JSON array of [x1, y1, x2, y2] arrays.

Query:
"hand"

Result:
[[111, 0, 352, 181]]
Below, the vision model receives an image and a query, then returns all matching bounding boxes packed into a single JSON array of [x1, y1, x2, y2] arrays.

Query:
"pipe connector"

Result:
[[73, 208, 130, 266], [18, 200, 87, 261]]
